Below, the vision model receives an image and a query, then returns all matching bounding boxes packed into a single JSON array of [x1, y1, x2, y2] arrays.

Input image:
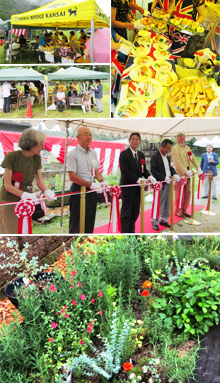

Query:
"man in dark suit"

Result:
[[150, 139, 180, 231], [201, 144, 219, 200], [119, 132, 156, 233]]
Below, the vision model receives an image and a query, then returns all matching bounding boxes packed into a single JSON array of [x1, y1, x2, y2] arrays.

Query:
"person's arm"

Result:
[[129, 2, 144, 14], [3, 168, 23, 197], [95, 169, 104, 182], [150, 156, 162, 180], [119, 151, 139, 183], [111, 6, 135, 29], [111, 40, 121, 50], [200, 155, 204, 171], [68, 171, 92, 187], [151, 0, 158, 14], [36, 169, 48, 193], [212, 154, 219, 166], [196, 4, 205, 24]]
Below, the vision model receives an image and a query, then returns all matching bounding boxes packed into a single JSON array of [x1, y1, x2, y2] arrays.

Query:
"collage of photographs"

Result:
[[0, 0, 220, 382]]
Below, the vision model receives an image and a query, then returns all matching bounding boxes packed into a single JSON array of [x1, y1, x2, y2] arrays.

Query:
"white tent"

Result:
[[194, 135, 220, 148]]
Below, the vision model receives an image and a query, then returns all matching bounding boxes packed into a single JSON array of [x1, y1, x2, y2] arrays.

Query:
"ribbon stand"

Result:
[[185, 173, 201, 225], [201, 171, 216, 216], [170, 176, 174, 232], [79, 186, 86, 233], [140, 180, 145, 233]]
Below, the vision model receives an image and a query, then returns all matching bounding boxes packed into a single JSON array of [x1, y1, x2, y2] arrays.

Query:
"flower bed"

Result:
[[1, 235, 220, 383]]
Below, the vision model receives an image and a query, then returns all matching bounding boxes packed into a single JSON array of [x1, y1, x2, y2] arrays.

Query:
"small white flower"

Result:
[[155, 358, 160, 364], [142, 366, 148, 373], [129, 373, 136, 379], [23, 277, 30, 286]]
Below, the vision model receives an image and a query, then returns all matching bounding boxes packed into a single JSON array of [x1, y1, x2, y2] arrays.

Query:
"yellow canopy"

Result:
[[11, 0, 110, 28]]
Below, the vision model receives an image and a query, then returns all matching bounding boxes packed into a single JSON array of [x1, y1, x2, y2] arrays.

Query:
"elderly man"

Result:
[[120, 132, 156, 233], [56, 86, 66, 112], [150, 139, 180, 230], [171, 133, 201, 218], [67, 126, 106, 234], [6, 37, 20, 61], [201, 145, 219, 201]]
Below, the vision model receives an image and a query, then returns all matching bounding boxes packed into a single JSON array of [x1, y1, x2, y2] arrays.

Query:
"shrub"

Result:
[[153, 267, 220, 336]]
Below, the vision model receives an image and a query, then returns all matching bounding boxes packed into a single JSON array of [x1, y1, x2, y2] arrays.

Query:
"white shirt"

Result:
[[56, 91, 65, 101], [67, 144, 100, 183], [130, 146, 138, 159], [159, 150, 171, 178], [2, 82, 12, 98]]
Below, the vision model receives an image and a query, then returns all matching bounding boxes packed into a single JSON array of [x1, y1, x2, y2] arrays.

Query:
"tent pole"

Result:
[[60, 122, 69, 227], [91, 19, 94, 63], [10, 25, 13, 64], [45, 80, 47, 116]]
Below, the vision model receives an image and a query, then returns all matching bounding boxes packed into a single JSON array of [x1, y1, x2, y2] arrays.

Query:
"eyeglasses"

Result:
[[79, 133, 93, 137], [130, 138, 141, 142]]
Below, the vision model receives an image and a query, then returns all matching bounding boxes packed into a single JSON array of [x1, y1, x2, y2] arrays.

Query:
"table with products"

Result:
[[115, 14, 220, 118]]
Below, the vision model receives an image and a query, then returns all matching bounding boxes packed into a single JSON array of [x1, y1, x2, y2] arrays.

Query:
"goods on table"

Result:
[[115, 97, 148, 118], [140, 17, 168, 32], [153, 42, 169, 51], [140, 17, 154, 27], [168, 77, 218, 117], [134, 55, 154, 66], [169, 17, 204, 34], [131, 79, 163, 101], [153, 49, 171, 59], [130, 65, 152, 81], [152, 59, 172, 71], [153, 9, 169, 20], [136, 36, 152, 46], [155, 69, 178, 86], [131, 45, 150, 56], [138, 30, 152, 37], [153, 34, 170, 43]]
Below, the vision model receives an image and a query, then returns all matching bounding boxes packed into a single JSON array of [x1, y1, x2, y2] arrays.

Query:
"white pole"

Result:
[[44, 80, 47, 117], [91, 19, 94, 63], [60, 122, 69, 227], [10, 24, 13, 64]]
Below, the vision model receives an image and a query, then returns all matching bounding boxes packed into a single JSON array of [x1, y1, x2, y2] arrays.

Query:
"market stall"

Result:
[[46, 66, 110, 116], [10, 0, 110, 63], [0, 67, 47, 113], [112, 4, 220, 118]]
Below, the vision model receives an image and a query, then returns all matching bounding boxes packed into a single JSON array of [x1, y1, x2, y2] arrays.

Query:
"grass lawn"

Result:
[[0, 93, 110, 118]]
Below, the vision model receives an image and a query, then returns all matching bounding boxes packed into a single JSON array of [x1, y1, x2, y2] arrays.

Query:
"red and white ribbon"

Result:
[[151, 182, 163, 220], [187, 151, 193, 162], [102, 187, 109, 206], [108, 186, 122, 233], [14, 199, 35, 234], [140, 159, 145, 173], [39, 193, 47, 215], [91, 160, 97, 178], [178, 177, 188, 209], [146, 182, 151, 193], [197, 173, 206, 199], [12, 171, 23, 190]]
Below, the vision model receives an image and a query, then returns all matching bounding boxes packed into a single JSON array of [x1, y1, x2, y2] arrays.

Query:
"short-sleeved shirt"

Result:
[[67, 144, 100, 183], [174, 0, 205, 20], [0, 150, 41, 202], [112, 0, 130, 38]]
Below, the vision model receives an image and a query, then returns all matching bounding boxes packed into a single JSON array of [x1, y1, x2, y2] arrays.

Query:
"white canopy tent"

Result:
[[194, 136, 220, 148]]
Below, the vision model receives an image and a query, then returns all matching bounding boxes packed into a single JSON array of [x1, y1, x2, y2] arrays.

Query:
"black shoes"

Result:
[[159, 221, 170, 228], [153, 224, 160, 231], [184, 213, 191, 218], [201, 196, 208, 199], [212, 197, 217, 200]]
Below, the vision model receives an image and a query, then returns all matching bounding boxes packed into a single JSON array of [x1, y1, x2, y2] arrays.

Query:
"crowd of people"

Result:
[[0, 79, 103, 114], [50, 79, 103, 113], [0, 81, 44, 113], [0, 127, 218, 234], [37, 29, 89, 62]]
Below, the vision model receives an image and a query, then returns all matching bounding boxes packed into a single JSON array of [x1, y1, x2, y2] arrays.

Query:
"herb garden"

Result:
[[1, 235, 220, 383]]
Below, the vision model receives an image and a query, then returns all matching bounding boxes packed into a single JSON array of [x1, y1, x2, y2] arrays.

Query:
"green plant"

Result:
[[59, 312, 134, 381], [0, 239, 48, 279], [153, 267, 220, 336]]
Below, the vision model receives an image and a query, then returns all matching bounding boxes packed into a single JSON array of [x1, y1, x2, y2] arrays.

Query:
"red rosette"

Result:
[[109, 185, 121, 198], [140, 158, 145, 173], [12, 172, 24, 182], [180, 177, 188, 185], [14, 199, 35, 234], [153, 181, 163, 191], [151, 182, 163, 220], [187, 151, 193, 161]]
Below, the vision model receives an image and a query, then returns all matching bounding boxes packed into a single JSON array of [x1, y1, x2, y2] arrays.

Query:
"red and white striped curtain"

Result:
[[9, 29, 27, 37]]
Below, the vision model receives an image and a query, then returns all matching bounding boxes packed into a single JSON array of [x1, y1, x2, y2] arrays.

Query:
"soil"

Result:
[[0, 236, 73, 289]]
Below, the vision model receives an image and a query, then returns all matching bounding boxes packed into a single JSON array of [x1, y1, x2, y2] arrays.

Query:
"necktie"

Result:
[[134, 153, 138, 168]]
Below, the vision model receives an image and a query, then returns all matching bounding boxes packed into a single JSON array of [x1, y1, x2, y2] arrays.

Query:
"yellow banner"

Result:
[[11, 0, 109, 28]]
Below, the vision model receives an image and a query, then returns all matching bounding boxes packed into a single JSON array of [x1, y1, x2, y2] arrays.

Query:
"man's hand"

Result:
[[21, 191, 40, 203], [165, 177, 171, 184], [90, 182, 103, 194], [148, 175, 157, 185], [173, 174, 180, 182], [186, 170, 193, 177]]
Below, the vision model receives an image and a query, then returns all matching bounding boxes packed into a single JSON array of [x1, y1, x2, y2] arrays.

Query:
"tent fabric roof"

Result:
[[0, 67, 45, 82], [11, 0, 109, 29], [10, 119, 220, 140], [0, 20, 11, 30], [47, 67, 110, 81]]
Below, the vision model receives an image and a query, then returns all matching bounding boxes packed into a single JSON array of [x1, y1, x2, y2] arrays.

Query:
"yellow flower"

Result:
[[58, 347, 62, 352]]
